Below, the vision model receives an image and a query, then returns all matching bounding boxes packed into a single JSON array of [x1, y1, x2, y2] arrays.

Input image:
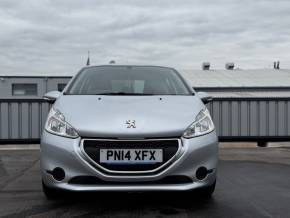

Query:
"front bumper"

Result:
[[40, 131, 218, 192]]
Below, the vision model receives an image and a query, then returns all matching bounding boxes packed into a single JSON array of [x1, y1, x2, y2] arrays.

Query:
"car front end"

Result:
[[40, 65, 218, 197]]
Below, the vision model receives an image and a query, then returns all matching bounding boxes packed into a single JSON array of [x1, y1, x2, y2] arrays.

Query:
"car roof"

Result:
[[80, 65, 176, 71]]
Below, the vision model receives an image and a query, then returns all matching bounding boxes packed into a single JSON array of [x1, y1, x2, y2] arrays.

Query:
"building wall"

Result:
[[0, 77, 71, 99], [0, 73, 290, 143], [46, 77, 71, 93], [0, 97, 289, 142]]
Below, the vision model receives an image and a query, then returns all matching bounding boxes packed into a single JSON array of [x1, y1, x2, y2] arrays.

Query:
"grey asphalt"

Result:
[[0, 146, 290, 218]]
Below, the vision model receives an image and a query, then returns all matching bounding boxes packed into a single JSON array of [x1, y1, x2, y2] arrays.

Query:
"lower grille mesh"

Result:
[[69, 176, 193, 185]]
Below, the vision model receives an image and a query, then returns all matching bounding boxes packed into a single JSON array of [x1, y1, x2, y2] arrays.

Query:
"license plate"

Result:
[[100, 149, 163, 164]]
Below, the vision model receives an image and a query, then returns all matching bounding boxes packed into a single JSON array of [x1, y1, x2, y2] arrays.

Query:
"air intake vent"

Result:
[[225, 62, 235, 70], [68, 176, 193, 185], [274, 61, 280, 69], [202, 62, 210, 70]]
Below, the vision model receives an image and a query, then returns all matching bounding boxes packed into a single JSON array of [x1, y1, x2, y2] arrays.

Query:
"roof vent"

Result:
[[274, 61, 280, 69], [225, 62, 234, 70], [202, 62, 210, 70]]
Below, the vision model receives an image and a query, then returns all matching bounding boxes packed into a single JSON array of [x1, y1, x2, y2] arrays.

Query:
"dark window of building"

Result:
[[12, 84, 38, 96], [58, 83, 67, 92]]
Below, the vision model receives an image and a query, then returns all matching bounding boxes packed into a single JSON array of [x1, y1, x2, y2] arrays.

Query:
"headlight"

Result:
[[45, 107, 79, 138], [183, 108, 214, 138]]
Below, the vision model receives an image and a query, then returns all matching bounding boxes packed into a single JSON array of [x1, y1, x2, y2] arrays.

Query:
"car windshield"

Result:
[[66, 66, 191, 95]]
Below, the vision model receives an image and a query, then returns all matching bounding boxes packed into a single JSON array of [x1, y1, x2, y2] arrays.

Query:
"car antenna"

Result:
[[86, 51, 90, 66]]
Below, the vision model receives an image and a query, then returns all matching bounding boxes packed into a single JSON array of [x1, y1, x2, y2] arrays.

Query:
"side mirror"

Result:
[[43, 91, 61, 103], [197, 92, 213, 104]]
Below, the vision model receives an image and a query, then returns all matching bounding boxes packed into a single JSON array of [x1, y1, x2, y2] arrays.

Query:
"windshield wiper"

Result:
[[95, 92, 153, 96]]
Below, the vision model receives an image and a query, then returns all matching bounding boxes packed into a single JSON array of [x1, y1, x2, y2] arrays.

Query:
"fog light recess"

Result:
[[196, 167, 208, 180], [52, 167, 65, 181]]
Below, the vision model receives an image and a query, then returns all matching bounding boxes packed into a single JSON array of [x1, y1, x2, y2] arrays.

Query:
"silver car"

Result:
[[41, 65, 218, 199]]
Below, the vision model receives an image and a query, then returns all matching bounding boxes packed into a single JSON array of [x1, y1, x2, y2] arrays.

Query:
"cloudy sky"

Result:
[[1, 0, 290, 75]]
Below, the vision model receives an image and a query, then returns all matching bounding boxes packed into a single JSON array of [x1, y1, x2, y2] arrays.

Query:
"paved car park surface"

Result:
[[0, 145, 290, 218]]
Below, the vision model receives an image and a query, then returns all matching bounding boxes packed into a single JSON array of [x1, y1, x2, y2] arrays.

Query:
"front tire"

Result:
[[42, 180, 63, 200], [198, 180, 216, 198]]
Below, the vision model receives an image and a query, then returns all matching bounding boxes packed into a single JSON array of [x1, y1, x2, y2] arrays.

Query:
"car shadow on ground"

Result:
[[45, 191, 215, 216]]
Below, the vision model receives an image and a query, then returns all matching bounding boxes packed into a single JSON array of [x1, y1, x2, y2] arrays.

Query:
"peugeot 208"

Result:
[[41, 65, 218, 198]]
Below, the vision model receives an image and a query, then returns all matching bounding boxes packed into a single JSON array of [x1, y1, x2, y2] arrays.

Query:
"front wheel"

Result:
[[42, 180, 63, 200], [197, 180, 216, 198]]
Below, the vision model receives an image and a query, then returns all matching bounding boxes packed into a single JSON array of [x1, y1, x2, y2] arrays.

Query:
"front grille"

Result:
[[68, 176, 192, 185], [82, 139, 180, 172]]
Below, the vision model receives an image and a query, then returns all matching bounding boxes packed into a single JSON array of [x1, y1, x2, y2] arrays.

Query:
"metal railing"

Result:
[[208, 97, 290, 143], [0, 99, 50, 143], [0, 97, 290, 143]]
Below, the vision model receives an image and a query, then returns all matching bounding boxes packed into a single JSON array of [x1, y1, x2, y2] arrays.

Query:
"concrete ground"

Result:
[[0, 144, 290, 218]]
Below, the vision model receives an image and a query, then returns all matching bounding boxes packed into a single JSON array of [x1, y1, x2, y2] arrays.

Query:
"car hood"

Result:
[[54, 95, 205, 138]]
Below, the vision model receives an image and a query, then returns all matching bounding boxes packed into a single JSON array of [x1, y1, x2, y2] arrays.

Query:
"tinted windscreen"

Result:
[[67, 66, 191, 95]]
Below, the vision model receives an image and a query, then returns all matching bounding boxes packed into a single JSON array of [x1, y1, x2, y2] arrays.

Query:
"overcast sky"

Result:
[[1, 0, 290, 75]]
